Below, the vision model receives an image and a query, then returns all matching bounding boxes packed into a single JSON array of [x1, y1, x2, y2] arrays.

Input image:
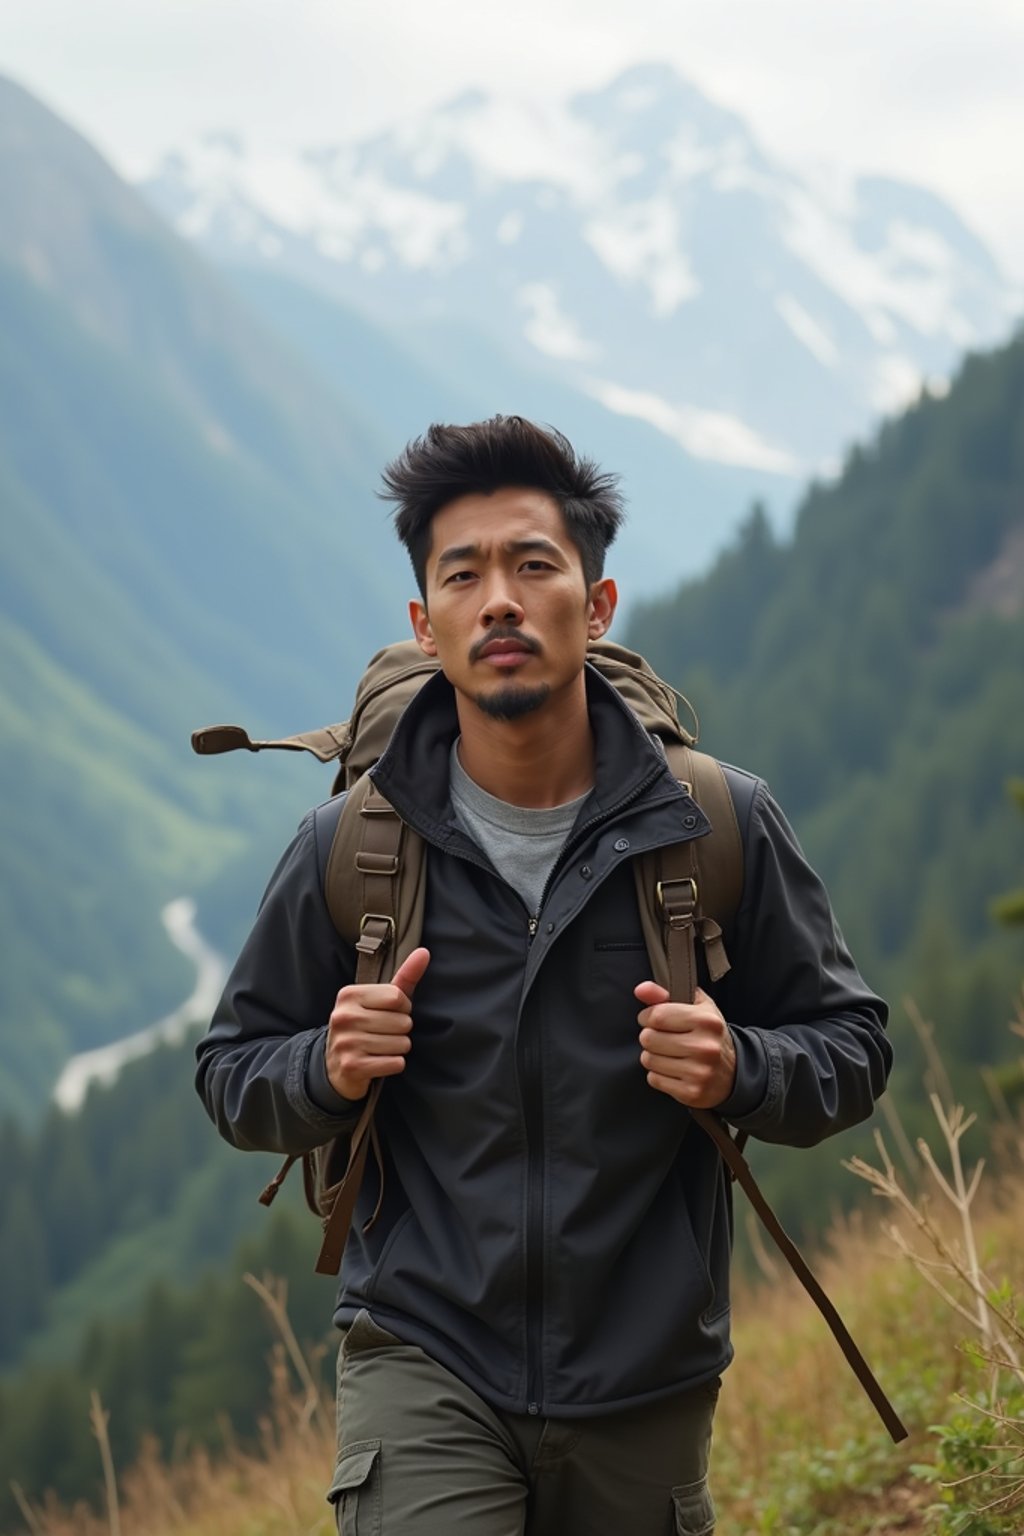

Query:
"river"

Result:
[[52, 897, 228, 1112]]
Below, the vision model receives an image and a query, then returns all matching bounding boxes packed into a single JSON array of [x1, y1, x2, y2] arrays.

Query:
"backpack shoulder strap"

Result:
[[677, 745, 743, 924], [633, 743, 743, 998], [310, 775, 427, 1277], [325, 773, 428, 975]]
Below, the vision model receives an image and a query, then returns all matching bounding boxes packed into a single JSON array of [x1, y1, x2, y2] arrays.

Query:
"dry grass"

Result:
[[712, 1069, 1024, 1535], [20, 1348, 337, 1536]]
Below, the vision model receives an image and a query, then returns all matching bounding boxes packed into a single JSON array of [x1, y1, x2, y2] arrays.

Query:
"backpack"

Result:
[[193, 637, 906, 1442]]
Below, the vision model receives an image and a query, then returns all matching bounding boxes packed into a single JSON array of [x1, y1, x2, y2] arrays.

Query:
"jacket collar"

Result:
[[370, 662, 682, 845]]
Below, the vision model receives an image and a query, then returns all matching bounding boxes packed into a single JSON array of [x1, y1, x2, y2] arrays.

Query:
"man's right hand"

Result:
[[325, 947, 431, 1101]]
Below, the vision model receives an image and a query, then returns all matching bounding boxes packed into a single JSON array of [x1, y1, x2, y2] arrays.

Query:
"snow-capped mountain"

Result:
[[143, 63, 1019, 483]]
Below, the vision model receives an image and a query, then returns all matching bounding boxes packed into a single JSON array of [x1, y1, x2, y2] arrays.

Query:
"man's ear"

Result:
[[409, 598, 438, 656], [586, 578, 618, 641]]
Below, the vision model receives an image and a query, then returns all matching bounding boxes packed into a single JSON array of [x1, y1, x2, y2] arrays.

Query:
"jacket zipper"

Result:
[[517, 765, 673, 1414], [387, 761, 681, 1416], [522, 965, 544, 1415]]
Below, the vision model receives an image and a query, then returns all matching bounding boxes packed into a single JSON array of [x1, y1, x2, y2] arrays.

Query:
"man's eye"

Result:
[[445, 570, 475, 584], [521, 560, 554, 572]]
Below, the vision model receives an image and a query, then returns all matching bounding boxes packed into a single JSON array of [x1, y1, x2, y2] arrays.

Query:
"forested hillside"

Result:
[[626, 330, 1024, 1128], [0, 78, 409, 1111], [0, 1039, 336, 1528]]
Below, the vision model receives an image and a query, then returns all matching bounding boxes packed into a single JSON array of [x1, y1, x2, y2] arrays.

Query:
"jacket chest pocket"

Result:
[[589, 932, 651, 997], [328, 1442, 381, 1535]]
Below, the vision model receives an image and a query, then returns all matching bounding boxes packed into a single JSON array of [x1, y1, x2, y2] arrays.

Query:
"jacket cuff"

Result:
[[304, 1029, 368, 1120], [716, 1024, 770, 1122]]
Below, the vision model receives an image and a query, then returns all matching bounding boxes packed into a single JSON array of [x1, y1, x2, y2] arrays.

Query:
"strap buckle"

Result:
[[656, 877, 697, 912], [355, 912, 395, 957]]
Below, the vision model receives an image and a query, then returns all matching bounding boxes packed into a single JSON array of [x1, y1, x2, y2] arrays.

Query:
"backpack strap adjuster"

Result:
[[355, 913, 395, 968], [355, 851, 400, 875], [656, 877, 698, 923]]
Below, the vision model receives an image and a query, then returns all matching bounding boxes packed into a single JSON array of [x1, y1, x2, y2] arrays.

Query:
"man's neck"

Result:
[[454, 682, 595, 808]]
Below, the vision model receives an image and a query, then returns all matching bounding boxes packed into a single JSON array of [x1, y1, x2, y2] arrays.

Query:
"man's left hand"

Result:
[[634, 981, 737, 1108]]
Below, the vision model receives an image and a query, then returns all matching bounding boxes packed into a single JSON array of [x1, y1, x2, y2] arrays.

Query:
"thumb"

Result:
[[634, 979, 671, 1006], [391, 946, 431, 1000]]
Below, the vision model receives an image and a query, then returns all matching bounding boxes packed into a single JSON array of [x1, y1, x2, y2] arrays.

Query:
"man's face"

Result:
[[409, 487, 616, 722]]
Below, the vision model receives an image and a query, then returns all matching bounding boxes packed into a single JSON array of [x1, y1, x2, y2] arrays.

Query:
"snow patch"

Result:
[[316, 230, 356, 261], [393, 96, 612, 205], [168, 134, 468, 271], [519, 283, 597, 362], [615, 83, 659, 114], [783, 187, 982, 344], [585, 199, 699, 316], [665, 128, 716, 183], [775, 294, 839, 368], [871, 354, 923, 414], [587, 379, 800, 474], [497, 211, 523, 245], [708, 135, 767, 195]]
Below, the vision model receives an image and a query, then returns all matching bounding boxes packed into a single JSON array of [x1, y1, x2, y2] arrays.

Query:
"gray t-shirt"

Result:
[[449, 742, 589, 918]]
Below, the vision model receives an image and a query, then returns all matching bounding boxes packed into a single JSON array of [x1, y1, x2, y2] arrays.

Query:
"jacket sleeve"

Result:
[[194, 802, 366, 1154], [713, 779, 892, 1146]]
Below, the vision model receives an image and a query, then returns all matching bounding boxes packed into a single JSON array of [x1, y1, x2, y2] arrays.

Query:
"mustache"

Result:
[[469, 626, 541, 664]]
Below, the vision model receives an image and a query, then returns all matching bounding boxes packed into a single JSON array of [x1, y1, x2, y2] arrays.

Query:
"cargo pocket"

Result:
[[672, 1476, 715, 1535], [327, 1440, 381, 1536]]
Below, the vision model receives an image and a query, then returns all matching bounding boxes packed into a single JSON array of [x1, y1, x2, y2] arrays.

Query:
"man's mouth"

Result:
[[472, 631, 539, 668], [480, 643, 532, 669]]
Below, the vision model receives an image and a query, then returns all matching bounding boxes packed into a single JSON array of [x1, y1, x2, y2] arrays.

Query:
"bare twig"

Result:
[[980, 1065, 1013, 1125], [904, 997, 956, 1106], [845, 1121, 1023, 1386], [242, 1272, 329, 1431], [8, 1483, 43, 1536], [925, 1096, 989, 1353], [89, 1391, 121, 1536], [878, 1090, 921, 1180]]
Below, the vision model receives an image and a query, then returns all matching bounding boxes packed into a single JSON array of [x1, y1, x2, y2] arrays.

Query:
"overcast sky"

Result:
[[6, 0, 1024, 282]]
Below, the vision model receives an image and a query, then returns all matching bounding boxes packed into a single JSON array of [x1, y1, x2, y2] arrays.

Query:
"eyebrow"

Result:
[[435, 537, 565, 568]]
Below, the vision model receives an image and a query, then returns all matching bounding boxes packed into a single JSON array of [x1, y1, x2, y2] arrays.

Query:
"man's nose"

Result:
[[479, 583, 524, 627]]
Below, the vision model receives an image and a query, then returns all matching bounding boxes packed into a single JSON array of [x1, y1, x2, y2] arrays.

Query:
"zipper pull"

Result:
[[528, 916, 538, 939]]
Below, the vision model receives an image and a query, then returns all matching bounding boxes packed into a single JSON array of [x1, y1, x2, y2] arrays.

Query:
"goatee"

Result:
[[475, 683, 551, 721]]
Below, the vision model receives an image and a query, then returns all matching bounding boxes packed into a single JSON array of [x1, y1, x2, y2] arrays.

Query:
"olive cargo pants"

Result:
[[329, 1311, 718, 1535]]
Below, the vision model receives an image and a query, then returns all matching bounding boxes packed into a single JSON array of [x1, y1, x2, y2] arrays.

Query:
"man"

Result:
[[197, 416, 891, 1535]]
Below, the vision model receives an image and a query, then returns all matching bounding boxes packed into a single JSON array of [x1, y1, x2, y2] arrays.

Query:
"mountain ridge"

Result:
[[142, 61, 1021, 486]]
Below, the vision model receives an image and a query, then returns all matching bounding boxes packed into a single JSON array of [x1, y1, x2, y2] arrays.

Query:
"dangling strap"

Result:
[[642, 858, 907, 1444], [313, 1080, 384, 1276], [258, 1154, 301, 1208]]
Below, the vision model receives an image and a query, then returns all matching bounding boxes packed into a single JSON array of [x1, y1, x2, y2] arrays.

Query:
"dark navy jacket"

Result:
[[196, 666, 891, 1416]]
